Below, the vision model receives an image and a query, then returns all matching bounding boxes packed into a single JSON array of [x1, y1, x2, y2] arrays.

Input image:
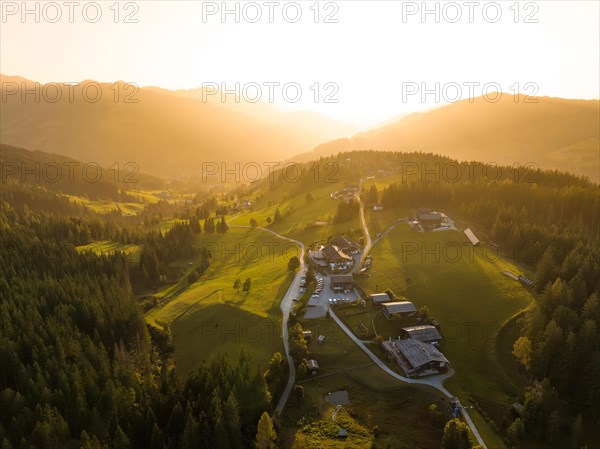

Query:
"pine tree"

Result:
[[441, 418, 472, 449], [255, 412, 277, 449], [242, 278, 251, 293]]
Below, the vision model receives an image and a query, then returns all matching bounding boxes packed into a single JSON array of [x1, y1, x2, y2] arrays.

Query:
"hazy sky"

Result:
[[1, 0, 599, 127]]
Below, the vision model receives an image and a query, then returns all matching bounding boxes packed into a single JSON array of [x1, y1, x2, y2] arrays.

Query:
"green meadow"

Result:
[[360, 224, 532, 399], [146, 226, 297, 377], [66, 194, 146, 215], [76, 240, 142, 263], [281, 318, 447, 449], [233, 183, 363, 245]]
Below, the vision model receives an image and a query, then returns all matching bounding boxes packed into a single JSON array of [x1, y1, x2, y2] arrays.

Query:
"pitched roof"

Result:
[[322, 244, 352, 262], [393, 338, 448, 369], [382, 301, 416, 314], [330, 235, 356, 250], [330, 274, 354, 284], [418, 212, 442, 221], [401, 325, 442, 342], [370, 293, 391, 303]]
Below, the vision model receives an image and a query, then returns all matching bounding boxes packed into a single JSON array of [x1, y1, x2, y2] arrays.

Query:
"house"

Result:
[[400, 325, 442, 343], [370, 293, 392, 304], [337, 428, 348, 438], [417, 209, 442, 229], [321, 244, 353, 271], [464, 228, 479, 246], [330, 274, 354, 292], [302, 330, 313, 341], [308, 249, 328, 269], [306, 359, 319, 374], [383, 338, 449, 377], [382, 301, 416, 319], [330, 185, 359, 201], [330, 235, 359, 255], [373, 203, 384, 211], [240, 199, 252, 210], [317, 335, 326, 345]]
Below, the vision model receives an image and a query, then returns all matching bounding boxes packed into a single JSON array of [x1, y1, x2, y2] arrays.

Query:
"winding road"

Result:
[[233, 191, 488, 447], [231, 225, 305, 416], [329, 188, 488, 447]]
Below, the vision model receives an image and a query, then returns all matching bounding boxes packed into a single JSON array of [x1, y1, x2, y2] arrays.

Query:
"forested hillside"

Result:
[[264, 150, 600, 444], [0, 181, 280, 448]]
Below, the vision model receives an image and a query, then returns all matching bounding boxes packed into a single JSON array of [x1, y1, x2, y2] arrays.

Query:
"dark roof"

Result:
[[393, 338, 448, 369], [322, 244, 352, 262], [401, 325, 442, 342], [330, 235, 357, 250], [370, 293, 391, 303], [418, 212, 442, 221], [330, 274, 354, 285], [382, 301, 416, 314]]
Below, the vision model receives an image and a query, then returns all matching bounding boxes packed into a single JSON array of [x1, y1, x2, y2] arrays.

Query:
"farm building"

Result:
[[464, 228, 480, 246], [400, 325, 442, 343], [330, 235, 360, 255], [330, 274, 355, 292], [518, 275, 534, 287], [373, 203, 384, 211], [318, 335, 326, 345], [308, 249, 328, 269], [321, 244, 353, 271], [370, 293, 392, 304], [417, 209, 442, 229], [306, 359, 319, 374], [382, 301, 416, 319], [383, 338, 449, 377]]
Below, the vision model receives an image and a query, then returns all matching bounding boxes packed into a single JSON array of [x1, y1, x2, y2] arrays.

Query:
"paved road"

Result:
[[342, 187, 488, 448], [231, 225, 306, 417], [357, 179, 372, 269], [328, 308, 486, 448]]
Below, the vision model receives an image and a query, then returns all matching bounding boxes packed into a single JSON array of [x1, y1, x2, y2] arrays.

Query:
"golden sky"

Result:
[[1, 0, 598, 126]]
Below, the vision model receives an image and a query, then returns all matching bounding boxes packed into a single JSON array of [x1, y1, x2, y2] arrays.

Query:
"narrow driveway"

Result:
[[231, 225, 306, 417], [344, 188, 488, 447], [328, 308, 486, 448]]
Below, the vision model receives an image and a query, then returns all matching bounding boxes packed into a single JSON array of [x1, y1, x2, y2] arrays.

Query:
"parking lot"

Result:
[[304, 274, 360, 319]]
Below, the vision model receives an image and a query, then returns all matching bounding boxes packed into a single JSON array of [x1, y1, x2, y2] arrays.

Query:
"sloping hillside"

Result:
[[304, 95, 600, 182], [0, 75, 352, 177]]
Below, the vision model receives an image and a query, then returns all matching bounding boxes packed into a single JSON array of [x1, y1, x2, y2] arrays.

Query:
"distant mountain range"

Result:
[[2, 75, 598, 182], [0, 75, 356, 177], [299, 95, 600, 182], [0, 144, 163, 199]]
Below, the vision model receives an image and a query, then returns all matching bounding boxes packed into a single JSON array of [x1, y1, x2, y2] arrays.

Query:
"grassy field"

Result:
[[281, 318, 450, 449], [355, 223, 534, 447], [360, 224, 533, 398], [76, 240, 142, 263], [145, 226, 296, 377], [66, 194, 146, 215], [232, 183, 363, 246]]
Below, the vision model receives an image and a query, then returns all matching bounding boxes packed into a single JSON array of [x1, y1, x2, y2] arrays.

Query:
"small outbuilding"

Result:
[[306, 359, 319, 374], [382, 301, 417, 319], [464, 228, 480, 246], [370, 293, 391, 304], [401, 325, 442, 343]]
